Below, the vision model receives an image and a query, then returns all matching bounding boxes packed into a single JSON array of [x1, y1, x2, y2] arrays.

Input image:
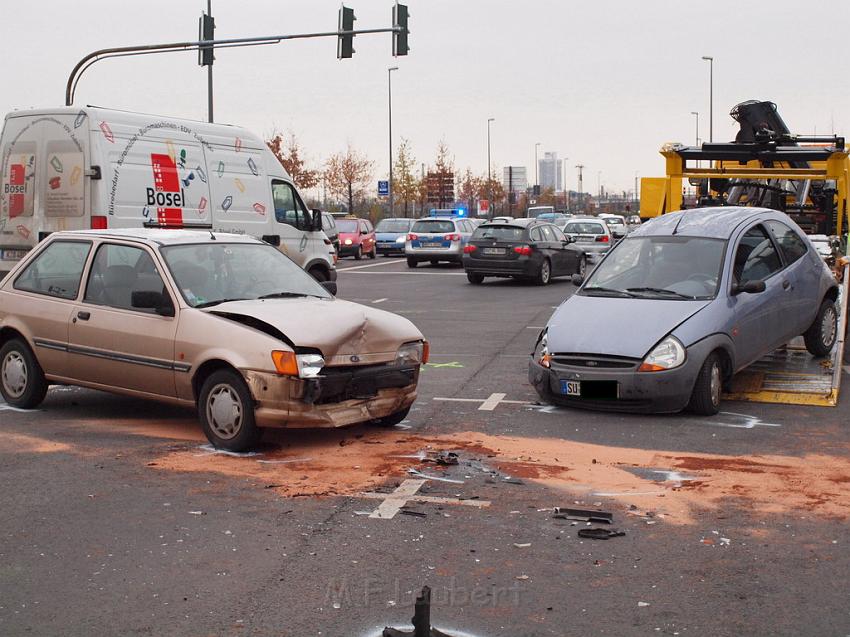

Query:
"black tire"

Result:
[[368, 246, 377, 259], [308, 267, 328, 283], [576, 255, 587, 278], [535, 259, 552, 286], [371, 406, 411, 427], [198, 369, 262, 452], [803, 299, 838, 357], [430, 259, 439, 266], [467, 272, 485, 285], [406, 257, 418, 268], [354, 245, 363, 260], [0, 338, 48, 409], [687, 352, 722, 416]]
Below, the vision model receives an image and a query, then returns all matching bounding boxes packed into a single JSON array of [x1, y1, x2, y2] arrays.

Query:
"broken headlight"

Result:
[[533, 329, 551, 368], [638, 336, 685, 372], [396, 341, 427, 365], [271, 351, 325, 378]]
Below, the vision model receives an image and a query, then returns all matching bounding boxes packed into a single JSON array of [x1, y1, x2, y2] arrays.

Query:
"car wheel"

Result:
[[0, 338, 48, 409], [803, 299, 838, 357], [467, 272, 484, 285], [369, 246, 377, 259], [371, 406, 411, 427], [430, 259, 439, 266], [198, 369, 262, 452], [406, 257, 418, 268], [354, 245, 363, 260], [687, 352, 722, 416], [576, 256, 587, 277], [308, 267, 328, 283], [535, 259, 551, 286]]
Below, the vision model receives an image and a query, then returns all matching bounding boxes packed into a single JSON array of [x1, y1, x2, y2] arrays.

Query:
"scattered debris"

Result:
[[513, 543, 531, 548], [578, 528, 626, 540], [554, 507, 613, 524], [195, 444, 261, 458], [515, 575, 529, 581], [400, 510, 427, 518], [638, 601, 650, 607], [188, 511, 205, 515], [383, 586, 453, 637], [407, 468, 465, 484], [256, 457, 312, 465]]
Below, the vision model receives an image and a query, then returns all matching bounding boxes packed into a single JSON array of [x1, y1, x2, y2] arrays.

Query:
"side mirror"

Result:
[[571, 273, 584, 286], [320, 280, 337, 295], [132, 290, 175, 317], [262, 234, 281, 247], [731, 279, 766, 295], [311, 209, 323, 232]]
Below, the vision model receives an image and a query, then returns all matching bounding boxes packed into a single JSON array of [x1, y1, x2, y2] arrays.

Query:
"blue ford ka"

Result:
[[529, 207, 841, 415]]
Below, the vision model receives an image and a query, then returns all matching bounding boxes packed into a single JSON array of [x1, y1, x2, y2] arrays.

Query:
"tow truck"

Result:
[[640, 100, 848, 407]]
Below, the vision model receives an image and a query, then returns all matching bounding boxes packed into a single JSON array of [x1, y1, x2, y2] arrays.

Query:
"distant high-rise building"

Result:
[[538, 152, 562, 191], [502, 166, 528, 195]]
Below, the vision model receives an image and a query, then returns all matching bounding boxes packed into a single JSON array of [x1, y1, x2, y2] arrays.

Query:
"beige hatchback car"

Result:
[[0, 229, 427, 451]]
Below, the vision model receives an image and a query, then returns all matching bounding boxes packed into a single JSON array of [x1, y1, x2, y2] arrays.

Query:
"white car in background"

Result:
[[599, 214, 628, 239]]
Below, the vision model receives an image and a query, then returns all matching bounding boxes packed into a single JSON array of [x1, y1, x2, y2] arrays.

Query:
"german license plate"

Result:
[[483, 247, 505, 255], [576, 237, 594, 242], [560, 380, 581, 396], [423, 242, 442, 248], [0, 249, 28, 260]]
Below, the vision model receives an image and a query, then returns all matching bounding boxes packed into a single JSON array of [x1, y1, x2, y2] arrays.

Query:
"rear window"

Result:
[[565, 222, 605, 234], [376, 219, 412, 233], [473, 225, 524, 241], [336, 219, 358, 232], [412, 220, 454, 234]]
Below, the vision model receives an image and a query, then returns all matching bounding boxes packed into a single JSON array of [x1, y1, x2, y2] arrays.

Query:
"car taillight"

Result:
[[407, 233, 418, 241], [596, 235, 610, 242], [90, 215, 108, 229], [463, 245, 477, 254], [444, 233, 461, 241], [513, 245, 533, 255]]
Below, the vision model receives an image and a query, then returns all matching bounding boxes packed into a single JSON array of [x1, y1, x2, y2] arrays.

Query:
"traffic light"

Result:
[[392, 3, 409, 56], [198, 12, 214, 66], [337, 6, 355, 59]]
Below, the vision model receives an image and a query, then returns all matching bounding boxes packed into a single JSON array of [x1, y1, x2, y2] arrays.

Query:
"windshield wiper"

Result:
[[258, 292, 321, 300], [626, 287, 696, 300], [582, 286, 635, 298], [195, 298, 247, 308]]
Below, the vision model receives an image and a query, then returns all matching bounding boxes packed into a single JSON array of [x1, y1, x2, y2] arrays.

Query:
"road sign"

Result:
[[378, 180, 389, 196], [478, 199, 490, 215]]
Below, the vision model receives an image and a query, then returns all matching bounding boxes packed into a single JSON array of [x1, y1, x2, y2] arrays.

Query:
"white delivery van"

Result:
[[0, 106, 336, 290]]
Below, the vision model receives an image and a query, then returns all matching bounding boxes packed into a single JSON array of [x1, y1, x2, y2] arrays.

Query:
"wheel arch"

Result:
[[192, 358, 243, 403]]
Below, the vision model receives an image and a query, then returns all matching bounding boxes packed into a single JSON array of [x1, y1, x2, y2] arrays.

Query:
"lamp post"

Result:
[[690, 111, 700, 146], [487, 117, 495, 214], [388, 66, 398, 216], [576, 164, 584, 210], [534, 142, 541, 189], [701, 56, 713, 142], [562, 157, 568, 211]]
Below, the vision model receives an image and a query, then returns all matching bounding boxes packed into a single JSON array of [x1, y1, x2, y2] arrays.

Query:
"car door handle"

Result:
[[782, 280, 791, 290], [77, 311, 91, 321]]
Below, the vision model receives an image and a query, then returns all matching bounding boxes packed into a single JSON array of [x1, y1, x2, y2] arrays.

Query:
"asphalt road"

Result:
[[2, 255, 850, 637]]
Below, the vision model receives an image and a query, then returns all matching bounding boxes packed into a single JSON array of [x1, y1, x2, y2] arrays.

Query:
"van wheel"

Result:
[[371, 406, 410, 427], [803, 299, 838, 357], [0, 338, 48, 409], [354, 246, 363, 260], [308, 267, 328, 283], [467, 272, 484, 285], [407, 257, 418, 268], [198, 370, 262, 452], [687, 352, 722, 416]]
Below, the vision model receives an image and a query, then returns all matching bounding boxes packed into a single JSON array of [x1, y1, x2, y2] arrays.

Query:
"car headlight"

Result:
[[344, 238, 353, 245], [271, 351, 325, 378], [638, 336, 685, 372], [533, 329, 551, 368], [396, 341, 428, 365], [395, 236, 405, 243]]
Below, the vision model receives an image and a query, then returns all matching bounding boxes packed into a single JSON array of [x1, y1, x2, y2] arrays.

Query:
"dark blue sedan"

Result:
[[529, 207, 841, 415]]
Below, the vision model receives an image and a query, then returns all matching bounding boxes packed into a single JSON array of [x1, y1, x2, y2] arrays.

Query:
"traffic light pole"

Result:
[[206, 1, 214, 123], [65, 25, 405, 106]]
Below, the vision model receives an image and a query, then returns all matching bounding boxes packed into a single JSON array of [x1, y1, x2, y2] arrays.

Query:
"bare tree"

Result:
[[324, 144, 375, 214], [266, 131, 319, 190], [457, 168, 482, 214]]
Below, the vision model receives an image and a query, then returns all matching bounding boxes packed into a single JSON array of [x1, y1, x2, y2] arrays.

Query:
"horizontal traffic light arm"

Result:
[[65, 25, 406, 106]]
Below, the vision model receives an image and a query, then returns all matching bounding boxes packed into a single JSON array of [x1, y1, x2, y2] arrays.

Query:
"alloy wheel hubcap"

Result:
[[542, 262, 550, 282], [579, 259, 586, 276], [207, 384, 243, 439], [822, 306, 837, 348], [710, 362, 721, 407], [2, 352, 28, 398]]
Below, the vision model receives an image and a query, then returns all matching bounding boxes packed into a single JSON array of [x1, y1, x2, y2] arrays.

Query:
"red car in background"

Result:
[[336, 216, 377, 259]]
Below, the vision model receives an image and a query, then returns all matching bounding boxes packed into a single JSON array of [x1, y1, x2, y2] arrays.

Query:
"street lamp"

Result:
[[562, 157, 568, 211], [701, 56, 713, 142], [690, 111, 700, 146], [487, 117, 495, 214], [534, 142, 541, 188], [388, 66, 399, 216]]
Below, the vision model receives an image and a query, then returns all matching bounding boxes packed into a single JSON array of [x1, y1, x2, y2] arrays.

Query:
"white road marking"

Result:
[[479, 392, 508, 411], [359, 479, 490, 519], [372, 298, 388, 304], [433, 394, 531, 411], [337, 259, 404, 272]]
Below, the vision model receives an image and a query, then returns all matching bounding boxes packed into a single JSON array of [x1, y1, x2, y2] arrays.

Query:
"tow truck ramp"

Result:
[[724, 265, 848, 407]]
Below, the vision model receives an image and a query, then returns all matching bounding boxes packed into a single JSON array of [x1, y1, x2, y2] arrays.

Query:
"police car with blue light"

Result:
[[405, 209, 475, 267]]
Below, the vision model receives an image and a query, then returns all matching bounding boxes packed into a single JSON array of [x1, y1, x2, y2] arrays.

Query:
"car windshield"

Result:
[[473, 225, 524, 240], [335, 219, 359, 232], [565, 222, 605, 234], [162, 243, 330, 308], [412, 220, 454, 234], [582, 236, 726, 300], [376, 219, 412, 232]]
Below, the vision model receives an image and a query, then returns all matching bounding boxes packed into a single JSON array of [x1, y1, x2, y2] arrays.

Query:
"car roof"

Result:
[[565, 217, 605, 223], [629, 206, 769, 239], [48, 228, 263, 246]]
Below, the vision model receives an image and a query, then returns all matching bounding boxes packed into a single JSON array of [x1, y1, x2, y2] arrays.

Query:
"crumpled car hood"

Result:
[[205, 297, 423, 358], [546, 294, 711, 358]]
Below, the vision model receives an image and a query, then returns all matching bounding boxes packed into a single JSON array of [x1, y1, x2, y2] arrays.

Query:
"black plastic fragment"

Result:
[[553, 507, 613, 523]]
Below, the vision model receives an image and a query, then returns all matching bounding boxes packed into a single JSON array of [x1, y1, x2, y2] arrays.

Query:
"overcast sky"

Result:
[[3, 0, 850, 197]]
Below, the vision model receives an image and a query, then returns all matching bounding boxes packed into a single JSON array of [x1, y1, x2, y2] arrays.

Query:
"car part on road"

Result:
[[553, 507, 614, 523], [383, 586, 454, 637], [578, 528, 626, 539]]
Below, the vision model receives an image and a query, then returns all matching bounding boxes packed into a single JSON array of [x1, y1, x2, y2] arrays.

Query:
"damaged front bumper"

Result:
[[244, 362, 419, 428]]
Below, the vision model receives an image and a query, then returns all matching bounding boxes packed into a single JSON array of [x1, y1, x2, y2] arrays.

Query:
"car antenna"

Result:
[[209, 229, 216, 241], [671, 209, 687, 235]]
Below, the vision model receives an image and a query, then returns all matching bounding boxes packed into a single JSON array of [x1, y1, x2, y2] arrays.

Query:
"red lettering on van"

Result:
[[8, 164, 25, 218], [150, 154, 183, 226]]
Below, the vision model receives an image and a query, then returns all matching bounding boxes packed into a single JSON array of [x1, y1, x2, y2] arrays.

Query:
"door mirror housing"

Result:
[[131, 291, 175, 317], [311, 209, 323, 232], [731, 279, 766, 295], [571, 273, 584, 286], [262, 234, 281, 247]]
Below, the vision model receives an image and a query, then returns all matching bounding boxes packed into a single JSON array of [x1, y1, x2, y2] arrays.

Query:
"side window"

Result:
[[529, 227, 543, 242], [551, 226, 567, 242], [734, 225, 783, 284], [765, 220, 807, 265], [540, 226, 556, 242], [14, 240, 91, 299], [84, 243, 167, 313], [272, 180, 310, 230], [359, 220, 368, 234]]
